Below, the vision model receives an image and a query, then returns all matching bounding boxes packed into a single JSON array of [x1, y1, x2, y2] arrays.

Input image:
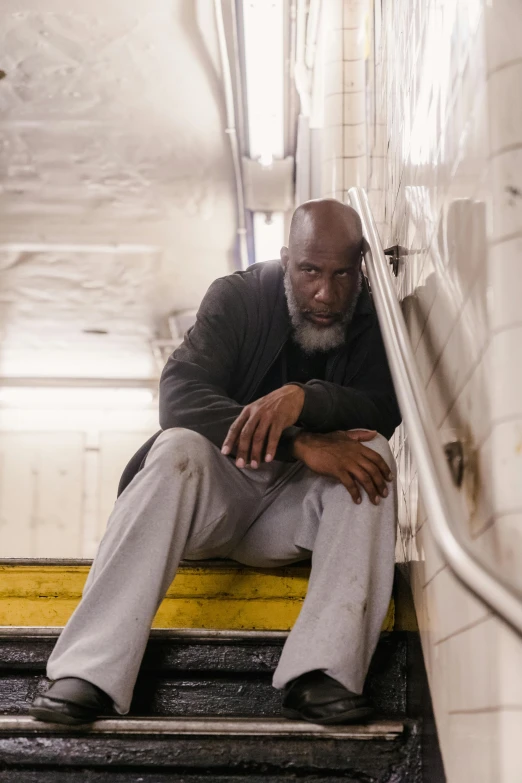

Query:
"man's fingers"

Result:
[[358, 456, 389, 498], [234, 414, 261, 467], [339, 472, 361, 504], [347, 463, 381, 505], [221, 409, 250, 455], [345, 429, 377, 442], [248, 418, 271, 468], [358, 443, 393, 481], [264, 422, 284, 463]]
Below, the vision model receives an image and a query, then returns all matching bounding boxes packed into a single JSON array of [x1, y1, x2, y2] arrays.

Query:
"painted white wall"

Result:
[[0, 405, 157, 558]]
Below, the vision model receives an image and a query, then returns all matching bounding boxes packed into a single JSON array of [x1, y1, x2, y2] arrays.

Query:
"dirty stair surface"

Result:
[[0, 628, 409, 719], [0, 715, 420, 782], [0, 627, 422, 781], [0, 561, 421, 781]]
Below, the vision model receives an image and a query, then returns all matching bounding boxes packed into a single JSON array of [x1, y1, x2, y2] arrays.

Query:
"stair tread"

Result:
[[0, 715, 405, 739]]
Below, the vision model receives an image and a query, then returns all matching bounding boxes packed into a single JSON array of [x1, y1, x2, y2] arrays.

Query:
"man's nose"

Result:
[[314, 280, 335, 305]]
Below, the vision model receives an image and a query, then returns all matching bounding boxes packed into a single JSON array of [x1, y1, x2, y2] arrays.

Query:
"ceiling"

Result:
[[0, 0, 238, 381]]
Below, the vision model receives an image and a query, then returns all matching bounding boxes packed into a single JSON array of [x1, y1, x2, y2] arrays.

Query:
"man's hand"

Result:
[[293, 430, 393, 505], [221, 385, 305, 468]]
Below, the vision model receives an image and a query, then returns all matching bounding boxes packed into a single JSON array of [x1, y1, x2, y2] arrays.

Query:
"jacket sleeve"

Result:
[[290, 325, 401, 440], [159, 277, 299, 460]]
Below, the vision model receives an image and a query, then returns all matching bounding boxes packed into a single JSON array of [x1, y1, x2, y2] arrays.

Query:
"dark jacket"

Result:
[[117, 260, 401, 496]]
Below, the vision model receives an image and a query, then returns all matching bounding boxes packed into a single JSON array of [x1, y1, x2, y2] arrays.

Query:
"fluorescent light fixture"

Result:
[[253, 212, 285, 263], [242, 0, 285, 164], [0, 387, 155, 409], [242, 1, 286, 264]]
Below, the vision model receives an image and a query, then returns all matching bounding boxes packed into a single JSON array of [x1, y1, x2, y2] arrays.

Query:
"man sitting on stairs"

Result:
[[30, 198, 401, 726]]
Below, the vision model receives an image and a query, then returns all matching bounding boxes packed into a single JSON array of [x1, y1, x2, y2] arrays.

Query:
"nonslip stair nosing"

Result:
[[0, 626, 289, 640], [0, 715, 405, 740], [0, 559, 309, 569]]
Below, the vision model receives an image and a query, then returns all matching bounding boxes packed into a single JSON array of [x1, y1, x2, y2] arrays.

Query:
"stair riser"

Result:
[[0, 563, 394, 633], [1, 672, 281, 718], [0, 634, 408, 718], [0, 732, 418, 779]]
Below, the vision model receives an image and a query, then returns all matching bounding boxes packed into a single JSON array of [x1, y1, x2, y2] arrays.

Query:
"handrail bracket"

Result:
[[383, 245, 408, 277]]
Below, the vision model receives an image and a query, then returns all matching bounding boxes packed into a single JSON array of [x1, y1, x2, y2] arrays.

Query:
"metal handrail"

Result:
[[348, 186, 522, 635]]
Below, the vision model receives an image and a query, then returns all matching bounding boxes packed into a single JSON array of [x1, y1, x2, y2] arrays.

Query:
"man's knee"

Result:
[[364, 432, 395, 471], [150, 428, 215, 473]]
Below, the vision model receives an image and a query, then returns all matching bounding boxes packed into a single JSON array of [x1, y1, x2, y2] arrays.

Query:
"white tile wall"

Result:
[[318, 0, 368, 199], [314, 0, 522, 780]]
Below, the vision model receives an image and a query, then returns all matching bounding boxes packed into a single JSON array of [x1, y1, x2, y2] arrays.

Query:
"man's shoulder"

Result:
[[224, 260, 283, 292], [200, 261, 284, 322], [207, 261, 284, 311]]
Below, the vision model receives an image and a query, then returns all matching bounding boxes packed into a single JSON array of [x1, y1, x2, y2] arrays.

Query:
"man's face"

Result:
[[284, 250, 361, 325], [281, 244, 362, 353]]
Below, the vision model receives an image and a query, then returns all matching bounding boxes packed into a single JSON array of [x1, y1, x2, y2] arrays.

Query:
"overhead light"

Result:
[[253, 212, 285, 263], [259, 152, 274, 168], [242, 0, 287, 265], [242, 0, 285, 164], [0, 387, 155, 410]]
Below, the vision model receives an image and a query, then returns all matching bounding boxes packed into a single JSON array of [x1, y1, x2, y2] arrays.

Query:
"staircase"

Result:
[[0, 561, 425, 781]]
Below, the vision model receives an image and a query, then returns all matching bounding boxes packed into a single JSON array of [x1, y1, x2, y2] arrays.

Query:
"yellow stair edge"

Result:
[[0, 562, 395, 632]]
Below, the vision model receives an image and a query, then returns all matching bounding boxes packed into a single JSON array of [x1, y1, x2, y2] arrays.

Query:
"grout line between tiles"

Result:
[[434, 612, 491, 646], [486, 57, 522, 78], [470, 514, 496, 539], [423, 563, 447, 589], [490, 321, 522, 337], [488, 143, 522, 163], [448, 705, 522, 715]]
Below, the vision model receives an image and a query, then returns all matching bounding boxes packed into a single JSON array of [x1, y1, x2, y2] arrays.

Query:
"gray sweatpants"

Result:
[[47, 428, 396, 715]]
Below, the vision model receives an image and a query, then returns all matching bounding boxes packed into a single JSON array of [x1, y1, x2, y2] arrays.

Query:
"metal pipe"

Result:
[[349, 186, 522, 636], [294, 0, 310, 117], [305, 0, 322, 71], [214, 0, 249, 269]]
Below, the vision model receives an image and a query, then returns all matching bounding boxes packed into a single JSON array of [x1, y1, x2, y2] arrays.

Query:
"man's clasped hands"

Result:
[[221, 385, 393, 506]]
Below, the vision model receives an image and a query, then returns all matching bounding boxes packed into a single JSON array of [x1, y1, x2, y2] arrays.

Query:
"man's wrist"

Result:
[[291, 431, 316, 460]]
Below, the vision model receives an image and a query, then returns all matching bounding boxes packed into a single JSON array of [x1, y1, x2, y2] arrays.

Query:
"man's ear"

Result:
[[280, 246, 289, 269]]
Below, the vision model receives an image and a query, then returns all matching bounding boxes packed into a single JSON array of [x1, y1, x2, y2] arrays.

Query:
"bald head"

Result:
[[288, 198, 363, 258]]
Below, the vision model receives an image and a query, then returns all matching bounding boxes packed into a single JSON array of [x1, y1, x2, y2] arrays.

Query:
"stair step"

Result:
[[0, 560, 395, 631], [0, 715, 421, 782], [0, 628, 408, 719]]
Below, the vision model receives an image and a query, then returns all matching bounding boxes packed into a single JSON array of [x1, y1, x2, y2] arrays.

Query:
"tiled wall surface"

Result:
[[313, 1, 522, 781], [320, 0, 367, 199]]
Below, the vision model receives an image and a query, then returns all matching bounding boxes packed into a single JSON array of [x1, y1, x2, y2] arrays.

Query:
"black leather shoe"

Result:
[[29, 677, 113, 725], [282, 670, 374, 725]]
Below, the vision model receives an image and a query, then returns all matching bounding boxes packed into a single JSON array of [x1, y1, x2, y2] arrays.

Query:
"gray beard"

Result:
[[284, 269, 362, 354]]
